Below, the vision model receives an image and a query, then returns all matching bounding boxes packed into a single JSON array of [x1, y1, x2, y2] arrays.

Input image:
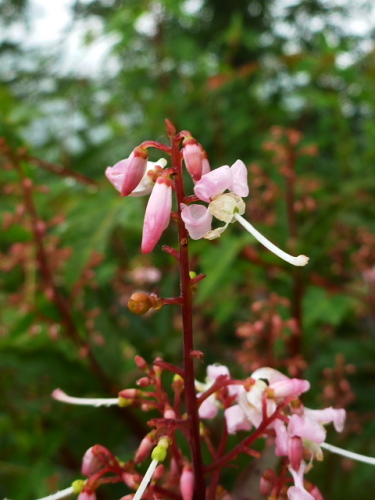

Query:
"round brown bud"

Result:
[[128, 292, 152, 315]]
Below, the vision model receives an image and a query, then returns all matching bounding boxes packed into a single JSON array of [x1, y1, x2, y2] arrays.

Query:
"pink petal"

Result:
[[121, 147, 148, 196], [229, 160, 249, 198], [105, 159, 128, 193], [251, 367, 289, 385], [141, 179, 172, 254], [180, 203, 213, 239], [287, 487, 315, 500], [288, 415, 326, 444], [274, 419, 288, 456], [304, 407, 346, 433], [199, 395, 218, 419], [224, 404, 252, 434], [207, 363, 230, 380], [194, 165, 232, 202], [269, 378, 310, 399]]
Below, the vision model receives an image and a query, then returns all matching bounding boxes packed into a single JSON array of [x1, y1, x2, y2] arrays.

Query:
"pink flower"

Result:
[[181, 161, 309, 266], [180, 203, 213, 240], [288, 414, 327, 444], [303, 407, 346, 432], [81, 447, 102, 476], [106, 157, 166, 197], [105, 146, 148, 197], [195, 363, 238, 419], [224, 404, 252, 434], [141, 178, 172, 254], [287, 462, 314, 500]]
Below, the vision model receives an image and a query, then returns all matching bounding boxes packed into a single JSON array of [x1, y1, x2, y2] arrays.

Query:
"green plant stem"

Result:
[[169, 126, 206, 500]]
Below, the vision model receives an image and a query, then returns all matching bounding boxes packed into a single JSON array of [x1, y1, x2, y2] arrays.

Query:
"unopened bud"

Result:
[[182, 137, 203, 181], [128, 293, 152, 315], [172, 374, 184, 391], [260, 469, 276, 496], [134, 432, 156, 464], [164, 407, 176, 419], [136, 377, 151, 387], [288, 436, 303, 471], [153, 463, 164, 481], [180, 466, 194, 500], [135, 355, 148, 371], [81, 447, 102, 476]]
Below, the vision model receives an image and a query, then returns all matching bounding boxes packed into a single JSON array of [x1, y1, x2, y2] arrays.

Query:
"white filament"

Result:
[[234, 214, 309, 267], [52, 389, 118, 407], [321, 442, 375, 466], [133, 459, 159, 500], [35, 486, 74, 500]]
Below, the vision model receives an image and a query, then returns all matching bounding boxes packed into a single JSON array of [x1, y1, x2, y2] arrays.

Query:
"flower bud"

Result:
[[81, 447, 102, 476], [134, 431, 156, 464], [180, 466, 194, 500], [288, 436, 303, 471], [260, 469, 276, 496], [128, 292, 152, 315], [134, 355, 148, 371], [153, 463, 165, 481], [164, 406, 176, 419], [141, 177, 172, 254], [121, 146, 148, 196], [183, 137, 203, 181], [136, 377, 151, 387]]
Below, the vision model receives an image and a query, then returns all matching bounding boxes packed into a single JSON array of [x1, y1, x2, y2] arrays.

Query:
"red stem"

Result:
[[169, 123, 206, 500], [204, 402, 289, 473]]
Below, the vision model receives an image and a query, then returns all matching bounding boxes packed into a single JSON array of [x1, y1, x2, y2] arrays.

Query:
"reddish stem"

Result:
[[168, 121, 206, 500], [204, 402, 289, 473]]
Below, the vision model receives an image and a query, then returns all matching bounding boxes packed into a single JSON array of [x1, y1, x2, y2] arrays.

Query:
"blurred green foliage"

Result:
[[1, 0, 375, 499]]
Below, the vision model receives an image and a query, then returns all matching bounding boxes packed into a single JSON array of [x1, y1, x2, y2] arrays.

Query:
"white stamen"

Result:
[[234, 214, 309, 267], [52, 389, 118, 407], [321, 442, 375, 466], [35, 486, 74, 500], [133, 459, 159, 500]]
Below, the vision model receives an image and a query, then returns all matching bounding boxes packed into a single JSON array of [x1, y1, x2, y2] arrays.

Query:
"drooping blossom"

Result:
[[106, 157, 167, 197], [106, 154, 172, 254], [181, 161, 309, 266], [105, 146, 149, 196], [287, 462, 315, 500], [141, 177, 172, 254]]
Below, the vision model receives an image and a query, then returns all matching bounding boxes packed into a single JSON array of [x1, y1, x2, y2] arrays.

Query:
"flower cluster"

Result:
[[106, 133, 309, 266], [196, 365, 346, 500]]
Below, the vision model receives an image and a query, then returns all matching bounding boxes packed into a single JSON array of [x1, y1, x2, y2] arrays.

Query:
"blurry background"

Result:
[[1, 0, 375, 498]]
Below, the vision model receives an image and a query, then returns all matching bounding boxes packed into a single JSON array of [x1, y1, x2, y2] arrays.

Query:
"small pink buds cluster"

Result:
[[196, 365, 346, 499]]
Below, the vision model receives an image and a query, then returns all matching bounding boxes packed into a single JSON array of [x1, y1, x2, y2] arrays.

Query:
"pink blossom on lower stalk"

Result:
[[141, 177, 172, 254], [287, 462, 314, 500]]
